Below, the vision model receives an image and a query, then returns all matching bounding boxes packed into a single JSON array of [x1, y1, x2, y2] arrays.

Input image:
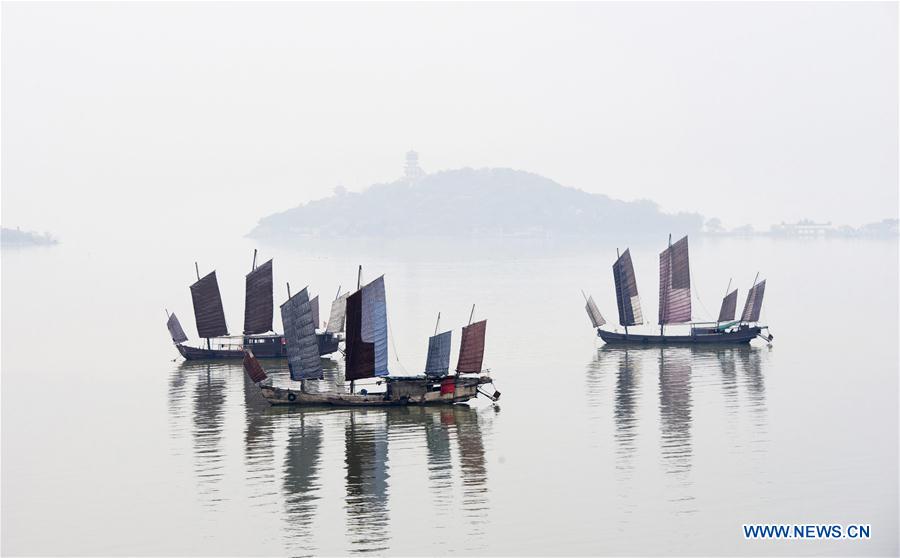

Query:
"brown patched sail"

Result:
[[243, 350, 268, 383], [718, 289, 738, 322], [190, 271, 228, 338], [456, 320, 487, 374], [613, 249, 643, 326], [741, 280, 766, 323], [658, 236, 691, 325], [344, 289, 375, 381], [167, 312, 188, 344], [243, 259, 273, 335]]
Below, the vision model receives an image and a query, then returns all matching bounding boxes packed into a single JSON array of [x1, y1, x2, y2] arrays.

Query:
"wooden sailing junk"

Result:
[[244, 271, 500, 407], [585, 235, 773, 345], [166, 253, 342, 360]]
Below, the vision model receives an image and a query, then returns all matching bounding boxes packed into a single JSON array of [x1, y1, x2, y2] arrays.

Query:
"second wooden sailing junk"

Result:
[[585, 235, 773, 345], [244, 273, 500, 406], [166, 255, 342, 359]]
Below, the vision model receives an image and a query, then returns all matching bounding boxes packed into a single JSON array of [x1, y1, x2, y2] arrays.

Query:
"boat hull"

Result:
[[176, 332, 340, 360], [259, 376, 495, 407], [597, 325, 764, 345]]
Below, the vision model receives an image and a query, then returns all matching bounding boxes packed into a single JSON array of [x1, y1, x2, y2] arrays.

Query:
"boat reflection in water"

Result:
[[192, 362, 229, 509], [168, 358, 492, 555], [590, 345, 769, 516]]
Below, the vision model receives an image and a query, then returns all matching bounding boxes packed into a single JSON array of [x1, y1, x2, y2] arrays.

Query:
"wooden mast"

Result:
[[718, 277, 732, 327], [350, 266, 362, 394], [745, 272, 759, 324], [581, 289, 601, 332], [455, 305, 476, 379], [661, 234, 671, 337], [434, 312, 441, 336], [249, 249, 258, 348], [196, 262, 211, 351], [617, 248, 628, 336]]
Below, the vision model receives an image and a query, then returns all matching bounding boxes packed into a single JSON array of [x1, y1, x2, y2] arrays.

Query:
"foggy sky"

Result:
[[2, 2, 897, 240]]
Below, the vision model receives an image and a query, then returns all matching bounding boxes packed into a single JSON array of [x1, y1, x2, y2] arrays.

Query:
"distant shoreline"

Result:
[[700, 218, 898, 239], [1, 227, 59, 247]]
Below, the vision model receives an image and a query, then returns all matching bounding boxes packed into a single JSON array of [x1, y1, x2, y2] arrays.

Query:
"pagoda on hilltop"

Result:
[[404, 150, 425, 183]]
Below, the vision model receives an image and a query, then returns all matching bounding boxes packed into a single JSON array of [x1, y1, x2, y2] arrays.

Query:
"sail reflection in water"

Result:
[[658, 349, 693, 475], [284, 416, 324, 550], [242, 370, 279, 512], [167, 363, 189, 457], [597, 349, 641, 472], [588, 346, 769, 517], [453, 406, 490, 551], [736, 346, 769, 470], [192, 363, 229, 508], [345, 410, 390, 553], [423, 409, 453, 526]]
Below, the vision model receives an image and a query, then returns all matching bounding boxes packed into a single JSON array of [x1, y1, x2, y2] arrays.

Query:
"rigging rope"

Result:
[[385, 311, 410, 376], [688, 266, 715, 321]]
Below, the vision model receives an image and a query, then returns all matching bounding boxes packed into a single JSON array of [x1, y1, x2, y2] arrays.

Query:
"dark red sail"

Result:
[[190, 270, 228, 338], [456, 320, 487, 374], [243, 350, 268, 383], [344, 289, 375, 381], [243, 259, 273, 335]]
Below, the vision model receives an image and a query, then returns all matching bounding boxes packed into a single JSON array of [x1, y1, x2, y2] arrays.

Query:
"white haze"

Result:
[[1, 2, 897, 240]]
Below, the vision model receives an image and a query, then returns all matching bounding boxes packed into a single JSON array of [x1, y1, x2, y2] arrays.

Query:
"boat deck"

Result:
[[177, 332, 341, 360], [259, 376, 495, 407], [598, 325, 764, 345]]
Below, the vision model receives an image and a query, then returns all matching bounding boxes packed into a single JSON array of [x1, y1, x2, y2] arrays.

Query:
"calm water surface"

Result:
[[2, 234, 897, 555]]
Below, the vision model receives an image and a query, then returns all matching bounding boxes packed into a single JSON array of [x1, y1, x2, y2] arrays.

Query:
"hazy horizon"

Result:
[[2, 2, 897, 241]]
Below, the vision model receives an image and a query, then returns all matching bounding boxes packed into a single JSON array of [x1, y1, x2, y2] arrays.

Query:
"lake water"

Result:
[[2, 233, 897, 555]]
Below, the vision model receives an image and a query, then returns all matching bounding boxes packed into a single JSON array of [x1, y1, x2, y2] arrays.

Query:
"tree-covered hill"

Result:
[[249, 168, 703, 240]]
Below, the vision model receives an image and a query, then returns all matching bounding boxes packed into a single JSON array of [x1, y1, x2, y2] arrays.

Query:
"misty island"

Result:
[[249, 152, 703, 240], [1, 227, 58, 247], [248, 153, 898, 241]]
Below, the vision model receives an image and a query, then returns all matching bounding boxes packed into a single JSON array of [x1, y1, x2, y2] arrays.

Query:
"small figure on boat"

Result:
[[244, 267, 501, 407], [583, 235, 773, 345], [165, 250, 343, 360]]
